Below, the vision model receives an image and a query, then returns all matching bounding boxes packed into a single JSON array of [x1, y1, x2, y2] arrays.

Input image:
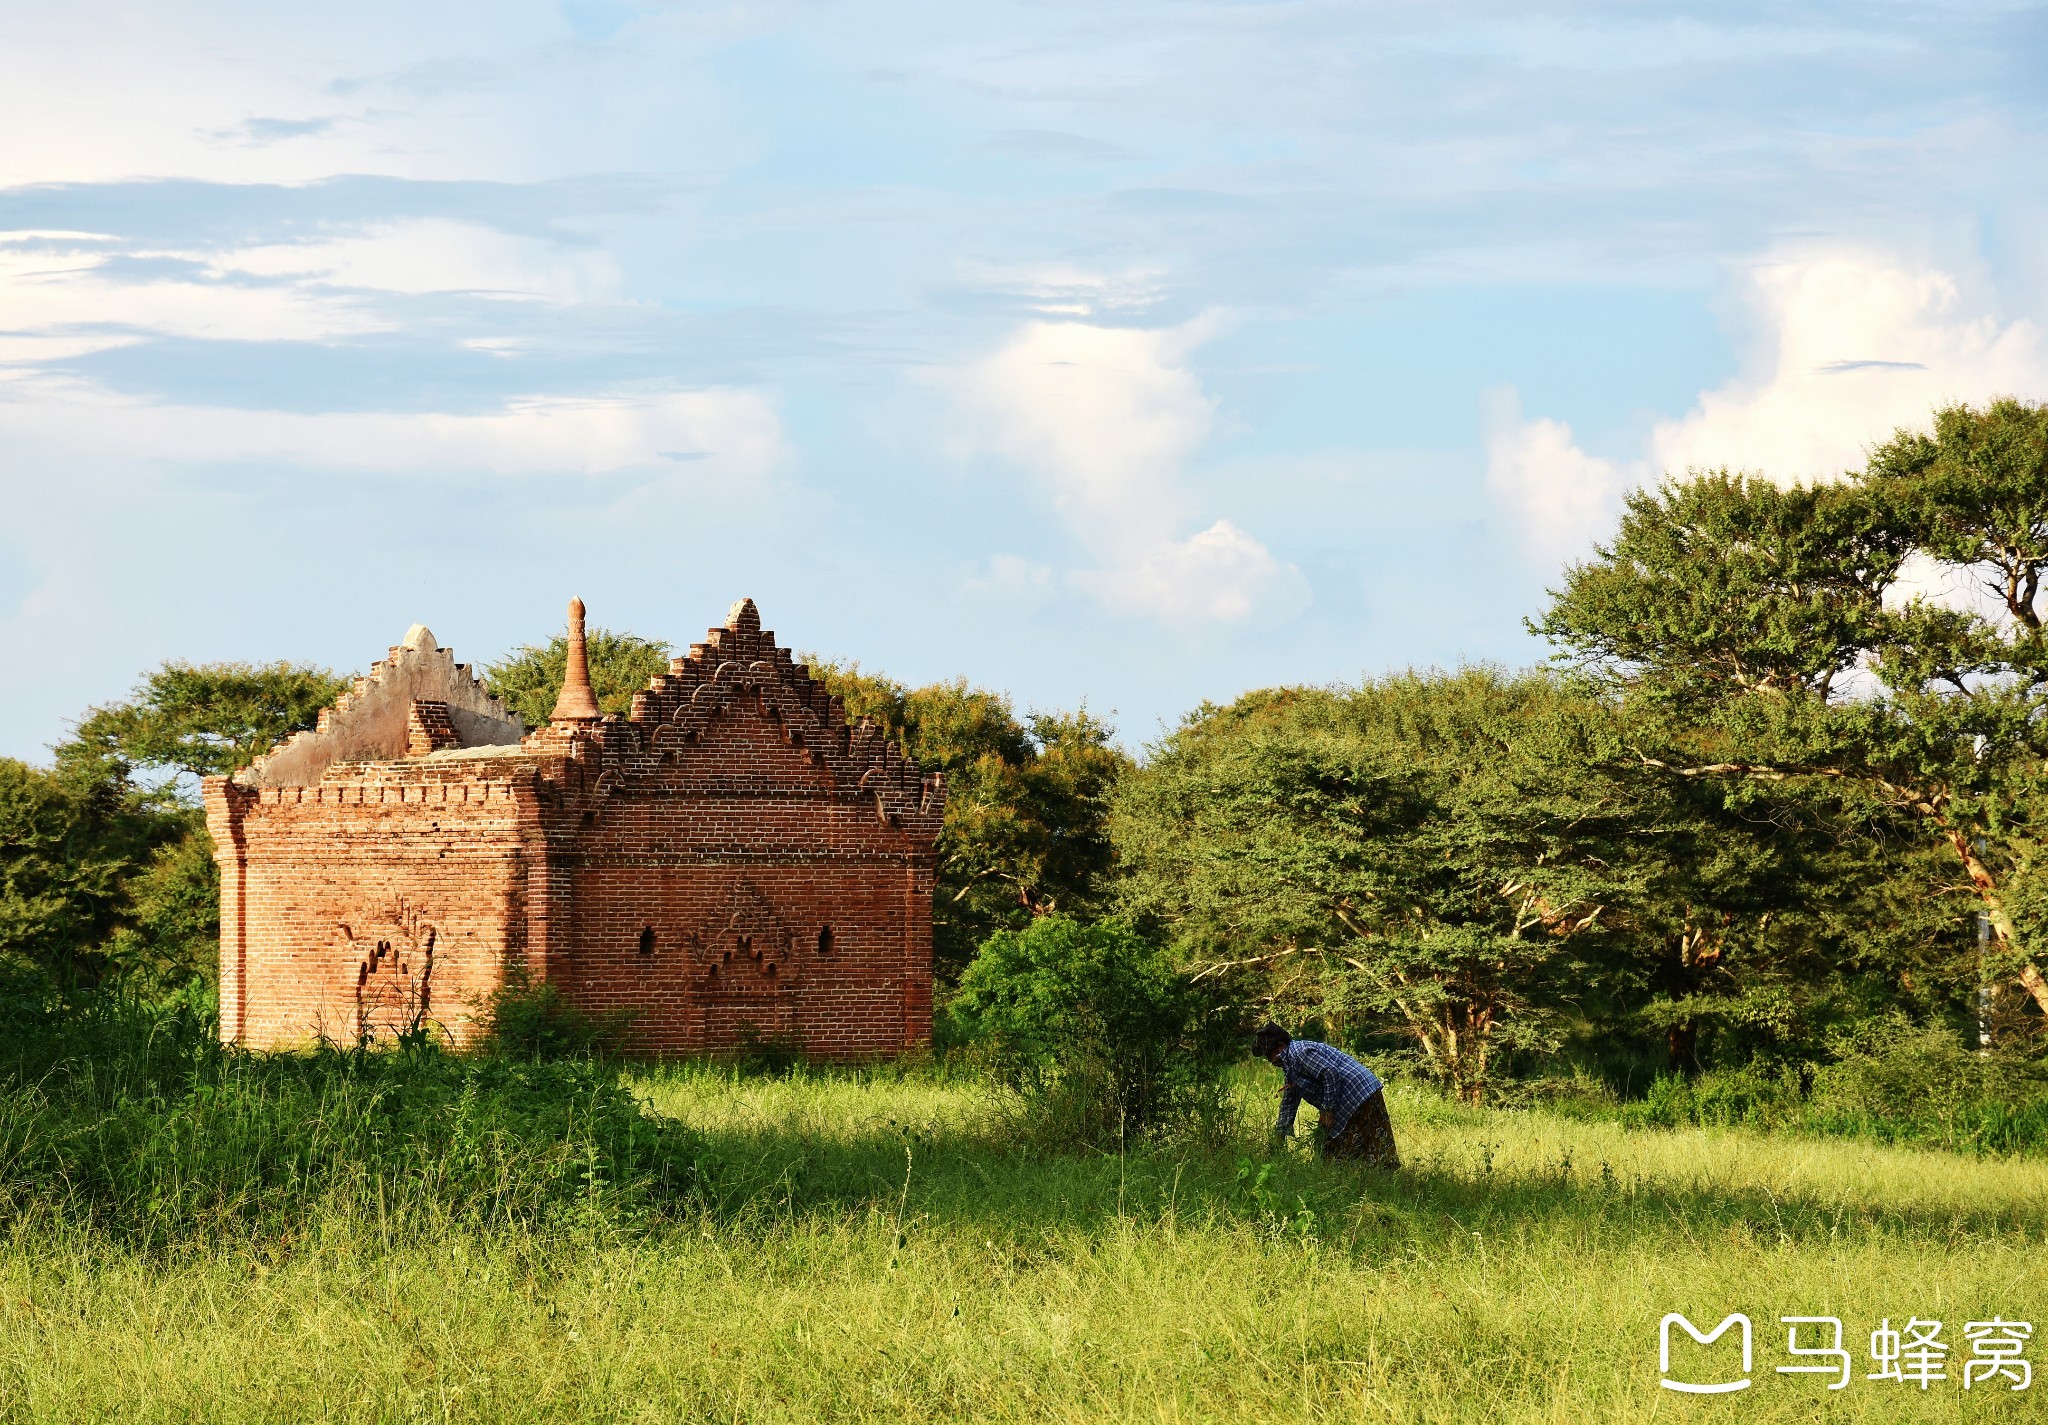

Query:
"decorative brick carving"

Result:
[[690, 878, 803, 1046], [345, 897, 438, 1042], [202, 599, 944, 1059], [692, 880, 798, 986]]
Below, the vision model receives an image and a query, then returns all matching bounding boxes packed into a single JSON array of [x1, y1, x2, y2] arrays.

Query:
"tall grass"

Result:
[[0, 992, 702, 1246], [2, 1000, 2043, 1421]]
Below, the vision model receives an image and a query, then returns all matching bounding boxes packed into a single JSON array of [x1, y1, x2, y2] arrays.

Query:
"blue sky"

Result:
[[3, 0, 2046, 757]]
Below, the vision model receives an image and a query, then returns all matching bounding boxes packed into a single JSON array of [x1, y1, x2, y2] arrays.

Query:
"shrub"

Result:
[[947, 915, 1237, 1146], [1618, 1064, 1801, 1131], [1605, 1021, 2048, 1155], [0, 988, 703, 1245], [1805, 1021, 2048, 1153], [477, 965, 637, 1059]]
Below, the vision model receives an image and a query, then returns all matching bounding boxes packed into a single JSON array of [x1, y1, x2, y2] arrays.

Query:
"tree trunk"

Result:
[[2019, 962, 2048, 1015], [1667, 1021, 1697, 1074], [1943, 828, 2048, 1017]]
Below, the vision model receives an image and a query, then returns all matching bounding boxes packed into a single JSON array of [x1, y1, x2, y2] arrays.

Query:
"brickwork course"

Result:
[[202, 598, 945, 1057]]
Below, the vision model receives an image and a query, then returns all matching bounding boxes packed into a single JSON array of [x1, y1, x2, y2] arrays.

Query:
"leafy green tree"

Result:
[[18, 660, 349, 991], [1867, 398, 2048, 1023], [1116, 668, 1953, 1089], [1621, 772, 1964, 1074], [100, 831, 222, 997], [60, 661, 350, 789], [805, 661, 1128, 975], [949, 914, 1236, 1141], [1537, 399, 2048, 1021], [483, 629, 672, 728], [0, 758, 153, 986], [1115, 670, 1658, 1100]]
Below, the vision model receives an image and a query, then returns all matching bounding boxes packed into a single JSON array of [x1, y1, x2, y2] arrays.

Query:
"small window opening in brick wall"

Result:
[[817, 925, 834, 956], [638, 926, 656, 956]]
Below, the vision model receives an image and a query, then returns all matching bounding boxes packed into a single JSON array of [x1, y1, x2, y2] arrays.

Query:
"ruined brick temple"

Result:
[[202, 598, 945, 1056]]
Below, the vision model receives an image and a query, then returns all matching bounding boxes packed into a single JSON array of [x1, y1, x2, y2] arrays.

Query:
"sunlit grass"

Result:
[[3, 1066, 2042, 1423]]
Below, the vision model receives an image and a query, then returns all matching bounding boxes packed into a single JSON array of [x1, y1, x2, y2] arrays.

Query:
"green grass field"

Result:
[[2, 1063, 2043, 1422]]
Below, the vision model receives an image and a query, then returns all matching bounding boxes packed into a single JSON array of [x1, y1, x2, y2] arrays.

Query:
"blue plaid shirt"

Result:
[[1274, 1040, 1383, 1139]]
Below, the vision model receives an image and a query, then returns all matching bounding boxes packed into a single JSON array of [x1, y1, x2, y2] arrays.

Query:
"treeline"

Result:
[[4, 400, 2046, 1110], [1115, 398, 2048, 1098]]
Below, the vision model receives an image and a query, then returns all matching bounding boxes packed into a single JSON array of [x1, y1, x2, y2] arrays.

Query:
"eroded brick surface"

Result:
[[203, 600, 943, 1057]]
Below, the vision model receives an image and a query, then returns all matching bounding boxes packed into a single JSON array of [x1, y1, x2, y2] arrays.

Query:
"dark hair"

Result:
[[1252, 1022, 1291, 1058]]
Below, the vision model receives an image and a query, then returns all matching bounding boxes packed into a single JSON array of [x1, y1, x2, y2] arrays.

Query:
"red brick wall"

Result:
[[204, 774, 539, 1050], [205, 673, 939, 1058], [548, 707, 935, 1055]]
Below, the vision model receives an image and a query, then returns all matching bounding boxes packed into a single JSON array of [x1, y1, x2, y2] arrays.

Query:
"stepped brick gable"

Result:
[[202, 599, 945, 1056]]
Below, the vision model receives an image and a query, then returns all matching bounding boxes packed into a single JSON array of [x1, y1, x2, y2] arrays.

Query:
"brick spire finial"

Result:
[[550, 596, 602, 723]]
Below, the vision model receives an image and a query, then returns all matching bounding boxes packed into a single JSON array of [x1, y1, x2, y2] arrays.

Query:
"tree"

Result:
[[1117, 669, 1957, 1090], [21, 660, 350, 991], [1115, 670, 1659, 1101], [805, 662, 1128, 975], [483, 629, 672, 728], [1622, 769, 1963, 1074], [0, 757, 147, 986], [61, 661, 350, 790], [100, 831, 223, 997], [1537, 401, 2048, 1020]]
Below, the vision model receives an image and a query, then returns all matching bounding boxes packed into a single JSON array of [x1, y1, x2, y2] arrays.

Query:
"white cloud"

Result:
[[951, 260, 1170, 317], [1481, 385, 1633, 569], [1485, 247, 2048, 567], [0, 233, 390, 349], [1884, 550, 2023, 628], [0, 218, 684, 478], [0, 379, 785, 479], [218, 220, 621, 303], [0, 221, 618, 361], [956, 316, 1217, 525], [0, 7, 588, 188], [1651, 250, 2048, 481], [950, 313, 1304, 623], [1074, 519, 1302, 623]]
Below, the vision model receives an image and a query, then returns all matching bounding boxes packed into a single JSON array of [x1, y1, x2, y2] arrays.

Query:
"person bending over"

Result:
[[1254, 1023, 1400, 1167]]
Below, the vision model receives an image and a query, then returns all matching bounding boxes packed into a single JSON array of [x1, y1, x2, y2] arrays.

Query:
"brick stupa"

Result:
[[203, 598, 944, 1055]]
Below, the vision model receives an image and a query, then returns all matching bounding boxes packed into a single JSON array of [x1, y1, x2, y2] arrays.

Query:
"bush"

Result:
[[1602, 1022, 2048, 1155], [0, 988, 704, 1246], [947, 915, 1237, 1146], [1617, 1064, 1801, 1131], [1805, 1022, 2048, 1153], [477, 965, 637, 1059]]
